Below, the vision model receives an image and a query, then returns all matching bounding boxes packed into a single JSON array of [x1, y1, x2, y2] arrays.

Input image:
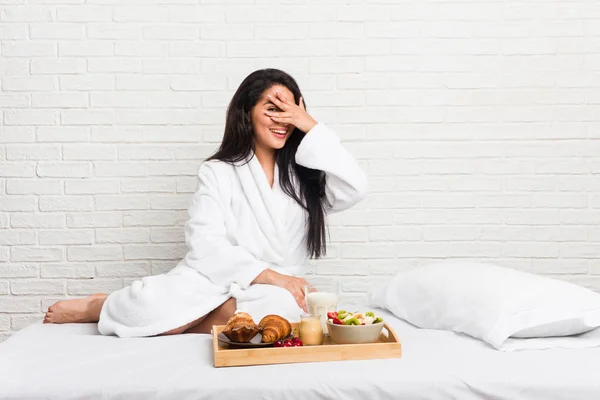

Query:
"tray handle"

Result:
[[381, 322, 400, 343]]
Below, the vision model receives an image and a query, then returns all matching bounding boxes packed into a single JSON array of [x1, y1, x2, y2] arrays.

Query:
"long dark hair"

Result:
[[207, 69, 328, 259]]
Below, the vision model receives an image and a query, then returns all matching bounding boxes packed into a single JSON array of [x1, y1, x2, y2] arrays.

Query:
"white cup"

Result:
[[305, 282, 340, 334]]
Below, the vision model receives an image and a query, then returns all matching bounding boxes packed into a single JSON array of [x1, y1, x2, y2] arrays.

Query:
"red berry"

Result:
[[283, 341, 293, 347], [327, 312, 338, 319], [332, 318, 344, 325], [293, 339, 303, 346], [273, 340, 284, 347]]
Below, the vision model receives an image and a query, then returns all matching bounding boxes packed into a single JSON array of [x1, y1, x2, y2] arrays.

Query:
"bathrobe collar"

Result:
[[234, 153, 289, 265]]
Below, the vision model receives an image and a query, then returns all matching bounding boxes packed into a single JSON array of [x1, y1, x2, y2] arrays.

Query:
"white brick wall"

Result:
[[1, 1, 600, 343]]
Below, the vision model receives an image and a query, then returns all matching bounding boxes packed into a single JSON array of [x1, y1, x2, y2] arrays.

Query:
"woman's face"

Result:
[[250, 84, 295, 154]]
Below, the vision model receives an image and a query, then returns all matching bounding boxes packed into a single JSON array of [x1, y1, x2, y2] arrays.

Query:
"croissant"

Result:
[[259, 315, 292, 343], [221, 312, 260, 343]]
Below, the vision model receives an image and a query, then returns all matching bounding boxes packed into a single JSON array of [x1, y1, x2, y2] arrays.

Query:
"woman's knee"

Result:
[[217, 297, 237, 319], [159, 317, 203, 336], [160, 298, 235, 336]]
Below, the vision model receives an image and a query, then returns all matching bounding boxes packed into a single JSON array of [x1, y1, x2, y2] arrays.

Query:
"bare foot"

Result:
[[43, 293, 107, 324]]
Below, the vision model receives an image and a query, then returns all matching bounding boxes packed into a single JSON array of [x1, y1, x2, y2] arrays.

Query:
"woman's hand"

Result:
[[252, 269, 309, 312], [264, 92, 318, 134]]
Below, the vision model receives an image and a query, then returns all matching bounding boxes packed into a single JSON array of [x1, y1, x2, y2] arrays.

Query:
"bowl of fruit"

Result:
[[326, 310, 385, 344]]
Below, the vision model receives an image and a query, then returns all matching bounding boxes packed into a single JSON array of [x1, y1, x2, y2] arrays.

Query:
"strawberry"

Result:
[[327, 312, 338, 319], [332, 317, 344, 325]]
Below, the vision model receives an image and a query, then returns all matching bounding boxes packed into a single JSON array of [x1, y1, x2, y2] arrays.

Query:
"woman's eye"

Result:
[[268, 108, 278, 112]]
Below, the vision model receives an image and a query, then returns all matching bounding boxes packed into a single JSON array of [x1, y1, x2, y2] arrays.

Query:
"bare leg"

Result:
[[44, 293, 107, 324], [44, 293, 237, 336], [157, 315, 207, 336], [159, 298, 237, 336], [185, 297, 237, 334]]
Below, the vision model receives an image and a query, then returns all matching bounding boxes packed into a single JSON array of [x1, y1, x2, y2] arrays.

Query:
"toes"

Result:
[[43, 312, 53, 324]]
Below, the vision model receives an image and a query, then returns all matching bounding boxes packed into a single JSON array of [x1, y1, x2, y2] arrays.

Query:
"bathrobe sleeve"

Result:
[[181, 162, 271, 290], [295, 123, 368, 213]]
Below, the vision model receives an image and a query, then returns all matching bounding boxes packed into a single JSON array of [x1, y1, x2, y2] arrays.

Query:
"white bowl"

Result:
[[326, 321, 385, 344]]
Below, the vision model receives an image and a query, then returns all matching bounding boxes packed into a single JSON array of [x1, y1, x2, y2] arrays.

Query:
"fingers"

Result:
[[299, 281, 308, 312], [295, 295, 307, 312], [303, 280, 316, 294], [274, 91, 292, 105], [295, 279, 308, 312], [282, 277, 311, 312], [264, 111, 291, 119], [293, 290, 307, 312], [267, 93, 289, 111], [268, 117, 292, 125], [266, 114, 293, 125]]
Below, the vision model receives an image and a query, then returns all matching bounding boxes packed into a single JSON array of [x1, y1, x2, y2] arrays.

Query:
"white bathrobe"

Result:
[[98, 123, 367, 337]]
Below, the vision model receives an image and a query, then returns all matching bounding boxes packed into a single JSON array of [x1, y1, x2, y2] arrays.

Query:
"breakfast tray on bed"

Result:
[[212, 322, 402, 368]]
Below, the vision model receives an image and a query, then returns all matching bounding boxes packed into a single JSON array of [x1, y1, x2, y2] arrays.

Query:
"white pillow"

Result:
[[368, 261, 600, 350]]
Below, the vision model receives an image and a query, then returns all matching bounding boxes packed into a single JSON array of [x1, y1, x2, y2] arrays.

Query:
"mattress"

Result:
[[1, 308, 599, 400]]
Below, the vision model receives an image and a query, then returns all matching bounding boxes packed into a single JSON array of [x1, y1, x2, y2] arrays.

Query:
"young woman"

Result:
[[43, 68, 367, 337]]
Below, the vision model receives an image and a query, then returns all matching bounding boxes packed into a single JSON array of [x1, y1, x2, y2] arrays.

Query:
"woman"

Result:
[[43, 68, 367, 337]]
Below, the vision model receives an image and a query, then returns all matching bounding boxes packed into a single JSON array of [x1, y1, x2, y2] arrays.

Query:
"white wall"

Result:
[[1, 0, 600, 341]]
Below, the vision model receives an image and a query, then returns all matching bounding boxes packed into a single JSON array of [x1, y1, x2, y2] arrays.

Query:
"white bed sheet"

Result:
[[1, 308, 599, 400]]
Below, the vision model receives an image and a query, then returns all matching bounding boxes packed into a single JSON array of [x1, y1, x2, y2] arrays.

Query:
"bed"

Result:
[[1, 308, 599, 400]]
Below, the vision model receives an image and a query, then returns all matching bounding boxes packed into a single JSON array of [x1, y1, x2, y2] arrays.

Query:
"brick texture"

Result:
[[1, 1, 600, 344]]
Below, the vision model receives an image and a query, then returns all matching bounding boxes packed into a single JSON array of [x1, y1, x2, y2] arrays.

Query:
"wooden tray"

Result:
[[212, 322, 401, 368]]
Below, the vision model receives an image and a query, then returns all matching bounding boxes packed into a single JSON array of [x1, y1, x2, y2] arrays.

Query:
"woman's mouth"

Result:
[[269, 128, 288, 139]]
